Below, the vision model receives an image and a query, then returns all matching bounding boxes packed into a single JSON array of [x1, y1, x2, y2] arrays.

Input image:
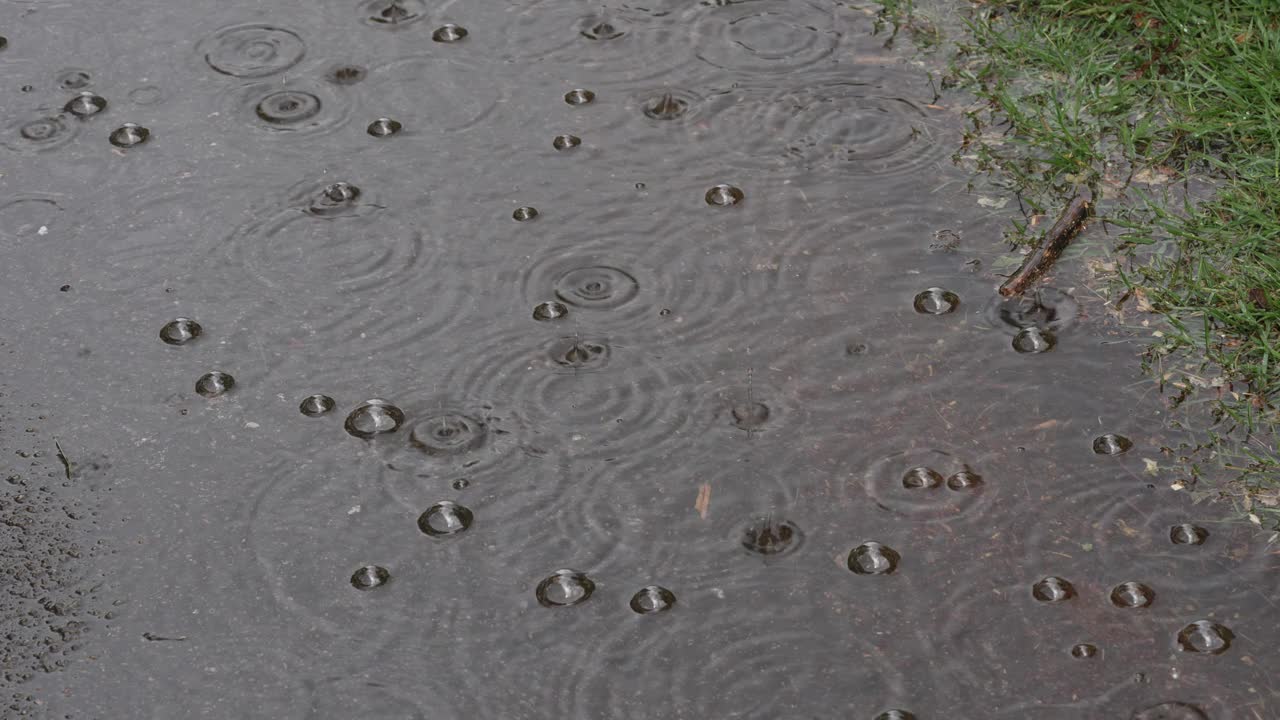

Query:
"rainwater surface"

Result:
[[0, 0, 1276, 718]]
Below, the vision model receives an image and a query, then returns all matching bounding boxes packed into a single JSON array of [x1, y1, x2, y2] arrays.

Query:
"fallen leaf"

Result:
[[695, 483, 711, 519]]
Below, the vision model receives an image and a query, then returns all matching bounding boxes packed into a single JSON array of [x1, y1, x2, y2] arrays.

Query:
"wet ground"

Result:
[[1, 0, 1277, 718]]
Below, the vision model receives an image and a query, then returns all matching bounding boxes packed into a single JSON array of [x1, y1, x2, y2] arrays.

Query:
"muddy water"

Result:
[[0, 0, 1275, 718]]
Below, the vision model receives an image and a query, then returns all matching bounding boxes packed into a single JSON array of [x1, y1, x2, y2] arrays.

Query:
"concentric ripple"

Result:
[[221, 80, 351, 139], [197, 23, 306, 78], [5, 113, 77, 153], [493, 0, 693, 80], [862, 448, 992, 522], [553, 265, 640, 309], [441, 325, 700, 459], [220, 197, 428, 297], [690, 68, 949, 179], [689, 0, 842, 74], [359, 57, 501, 133]]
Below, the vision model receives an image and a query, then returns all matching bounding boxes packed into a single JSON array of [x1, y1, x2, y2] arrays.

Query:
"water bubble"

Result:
[[299, 394, 335, 417], [549, 338, 610, 370], [536, 569, 595, 607], [1131, 701, 1208, 720], [1109, 582, 1155, 609], [350, 565, 390, 590], [740, 515, 802, 557], [366, 117, 402, 137], [417, 501, 474, 537], [1176, 620, 1233, 655], [848, 542, 900, 575], [307, 182, 362, 216], [581, 20, 626, 40], [432, 24, 468, 43], [64, 92, 107, 117], [451, 478, 470, 490], [159, 318, 202, 346], [946, 470, 983, 491], [56, 69, 92, 91], [1070, 643, 1098, 659], [705, 184, 744, 207], [902, 467, 942, 489], [553, 134, 581, 151], [1170, 523, 1208, 545], [195, 371, 235, 398], [630, 585, 676, 614], [363, 0, 427, 26], [255, 90, 321, 125], [109, 123, 149, 148], [731, 401, 770, 430], [564, 89, 595, 106], [512, 206, 539, 222], [874, 712, 916, 720], [554, 266, 640, 309], [410, 414, 486, 455], [343, 399, 405, 439], [199, 24, 306, 78], [325, 64, 366, 85], [1013, 327, 1055, 353], [19, 116, 71, 146], [1031, 576, 1075, 603], [913, 287, 959, 315], [1093, 433, 1133, 455], [643, 92, 689, 120], [532, 301, 569, 321]]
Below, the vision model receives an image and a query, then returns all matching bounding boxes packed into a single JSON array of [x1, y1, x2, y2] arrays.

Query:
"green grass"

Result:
[[879, 0, 1280, 525]]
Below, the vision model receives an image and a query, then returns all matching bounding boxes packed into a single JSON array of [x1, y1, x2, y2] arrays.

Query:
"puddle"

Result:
[[0, 0, 1275, 718]]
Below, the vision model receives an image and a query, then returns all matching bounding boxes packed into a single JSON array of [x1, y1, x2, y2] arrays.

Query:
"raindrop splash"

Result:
[[432, 24, 469, 43], [705, 184, 744, 207], [417, 501, 474, 537], [1093, 433, 1133, 455], [350, 565, 390, 590], [159, 318, 202, 346], [902, 467, 942, 489], [299, 394, 335, 417], [1071, 643, 1098, 659], [740, 515, 802, 557], [410, 414, 486, 455], [532, 301, 570, 321], [630, 586, 676, 614], [1109, 582, 1155, 609], [1031, 576, 1075, 603], [65, 92, 107, 117], [1170, 524, 1208, 545], [553, 134, 582, 151], [109, 123, 150, 148], [343, 399, 405, 439], [913, 288, 959, 315], [195, 371, 235, 398], [945, 470, 983, 491], [367, 117, 402, 137], [536, 569, 595, 607], [564, 89, 595, 106], [1012, 327, 1055, 353], [1176, 620, 1233, 655], [848, 542, 900, 575]]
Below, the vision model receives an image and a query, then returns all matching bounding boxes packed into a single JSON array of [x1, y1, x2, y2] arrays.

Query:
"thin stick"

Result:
[[998, 195, 1092, 297]]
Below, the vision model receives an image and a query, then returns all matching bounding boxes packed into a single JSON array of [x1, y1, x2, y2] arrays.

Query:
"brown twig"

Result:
[[998, 195, 1092, 297]]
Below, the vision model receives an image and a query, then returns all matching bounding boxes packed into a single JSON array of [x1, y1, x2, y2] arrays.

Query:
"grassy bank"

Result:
[[879, 0, 1280, 524]]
